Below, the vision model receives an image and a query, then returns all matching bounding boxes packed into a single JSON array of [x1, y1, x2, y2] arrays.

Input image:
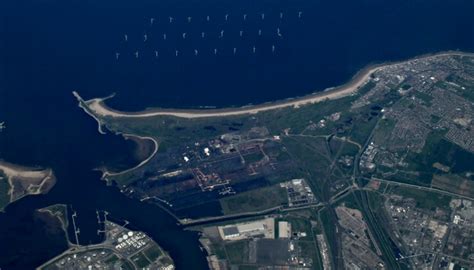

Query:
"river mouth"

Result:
[[0, 0, 473, 269]]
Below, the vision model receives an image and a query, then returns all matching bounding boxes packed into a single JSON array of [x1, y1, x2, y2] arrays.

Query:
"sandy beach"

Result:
[[74, 51, 472, 120], [101, 134, 159, 179], [0, 161, 51, 179], [75, 65, 374, 119]]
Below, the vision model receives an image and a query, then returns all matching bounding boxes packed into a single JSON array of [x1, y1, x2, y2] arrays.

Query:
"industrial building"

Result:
[[218, 218, 275, 240]]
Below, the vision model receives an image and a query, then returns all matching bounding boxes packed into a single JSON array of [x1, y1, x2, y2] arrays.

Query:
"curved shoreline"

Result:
[[101, 134, 159, 182], [73, 91, 107, 134], [73, 50, 474, 185], [74, 51, 473, 119]]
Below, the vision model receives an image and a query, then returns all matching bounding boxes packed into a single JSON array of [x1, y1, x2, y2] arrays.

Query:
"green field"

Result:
[[130, 252, 152, 268], [319, 207, 337, 267], [407, 131, 474, 175], [103, 254, 119, 265], [390, 185, 452, 211], [220, 185, 287, 215], [298, 240, 324, 270], [225, 240, 249, 264], [143, 244, 163, 261]]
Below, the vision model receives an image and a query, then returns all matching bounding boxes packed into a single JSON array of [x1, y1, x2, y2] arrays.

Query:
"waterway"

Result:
[[0, 0, 473, 269]]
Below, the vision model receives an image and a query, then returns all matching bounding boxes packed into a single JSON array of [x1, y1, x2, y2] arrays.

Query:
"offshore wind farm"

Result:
[[114, 11, 304, 60], [0, 0, 473, 269]]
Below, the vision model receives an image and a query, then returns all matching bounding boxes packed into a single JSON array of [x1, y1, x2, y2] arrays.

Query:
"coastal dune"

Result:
[[73, 64, 378, 119], [74, 51, 472, 120]]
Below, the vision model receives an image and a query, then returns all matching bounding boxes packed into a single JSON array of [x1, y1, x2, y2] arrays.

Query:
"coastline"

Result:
[[0, 161, 52, 180], [0, 161, 57, 211], [101, 134, 159, 182], [74, 51, 474, 120], [73, 91, 107, 134], [72, 50, 474, 188]]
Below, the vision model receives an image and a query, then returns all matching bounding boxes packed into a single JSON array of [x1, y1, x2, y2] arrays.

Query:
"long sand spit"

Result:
[[74, 51, 473, 120], [0, 161, 52, 179]]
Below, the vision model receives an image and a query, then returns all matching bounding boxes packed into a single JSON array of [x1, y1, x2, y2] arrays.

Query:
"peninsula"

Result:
[[0, 161, 56, 211], [74, 51, 474, 270]]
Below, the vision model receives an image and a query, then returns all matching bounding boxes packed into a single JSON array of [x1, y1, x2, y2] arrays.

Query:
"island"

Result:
[[75, 52, 474, 269], [0, 161, 56, 212]]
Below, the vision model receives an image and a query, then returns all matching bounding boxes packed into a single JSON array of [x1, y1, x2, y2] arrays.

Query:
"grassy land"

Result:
[[285, 217, 312, 240], [143, 244, 163, 261], [130, 252, 152, 268], [102, 94, 357, 148], [0, 173, 10, 211], [432, 174, 474, 198], [406, 131, 474, 175], [372, 118, 396, 145], [298, 240, 323, 270], [390, 185, 452, 211], [104, 254, 119, 264], [319, 207, 338, 268], [118, 259, 135, 270], [281, 136, 332, 198], [220, 184, 287, 215], [210, 242, 227, 260], [225, 240, 249, 264], [348, 112, 380, 145]]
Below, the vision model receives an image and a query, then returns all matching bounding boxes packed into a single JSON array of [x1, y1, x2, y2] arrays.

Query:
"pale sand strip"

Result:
[[75, 64, 372, 119], [102, 134, 159, 180], [74, 51, 472, 120], [0, 161, 50, 179]]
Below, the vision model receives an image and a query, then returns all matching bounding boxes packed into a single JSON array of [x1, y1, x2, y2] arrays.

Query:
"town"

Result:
[[81, 52, 474, 269]]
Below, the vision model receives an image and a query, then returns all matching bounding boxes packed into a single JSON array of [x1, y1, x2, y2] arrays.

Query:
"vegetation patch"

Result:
[[220, 184, 287, 215]]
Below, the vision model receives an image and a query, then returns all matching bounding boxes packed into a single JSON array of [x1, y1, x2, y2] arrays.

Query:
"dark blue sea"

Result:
[[0, 0, 473, 269]]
